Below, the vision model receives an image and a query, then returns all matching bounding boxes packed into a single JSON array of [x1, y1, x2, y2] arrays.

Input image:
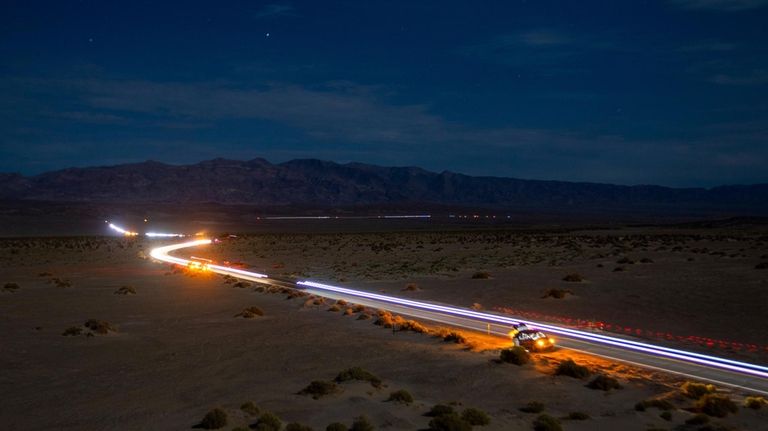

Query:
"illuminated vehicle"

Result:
[[509, 324, 555, 352], [188, 256, 213, 271]]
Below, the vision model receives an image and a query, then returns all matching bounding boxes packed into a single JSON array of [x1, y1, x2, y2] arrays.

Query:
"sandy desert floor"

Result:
[[1, 226, 767, 430]]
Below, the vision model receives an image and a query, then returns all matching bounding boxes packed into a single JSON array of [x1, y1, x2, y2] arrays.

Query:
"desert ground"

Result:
[[1, 224, 767, 430]]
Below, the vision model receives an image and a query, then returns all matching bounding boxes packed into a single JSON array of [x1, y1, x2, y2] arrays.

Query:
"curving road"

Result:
[[150, 239, 768, 395]]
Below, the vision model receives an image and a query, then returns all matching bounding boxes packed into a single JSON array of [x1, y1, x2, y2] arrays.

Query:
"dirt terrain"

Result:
[[1, 226, 767, 430]]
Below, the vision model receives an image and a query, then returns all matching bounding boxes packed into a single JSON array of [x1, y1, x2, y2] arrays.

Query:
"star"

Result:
[[265, 33, 270, 37]]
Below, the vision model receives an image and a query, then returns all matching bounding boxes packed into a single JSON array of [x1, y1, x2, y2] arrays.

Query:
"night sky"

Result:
[[1, 1, 767, 187]]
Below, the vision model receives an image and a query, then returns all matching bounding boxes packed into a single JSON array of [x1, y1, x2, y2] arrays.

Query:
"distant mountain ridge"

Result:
[[1, 158, 767, 214]]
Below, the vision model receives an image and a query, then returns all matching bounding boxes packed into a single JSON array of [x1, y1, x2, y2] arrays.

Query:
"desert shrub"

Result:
[[561, 273, 584, 282], [470, 303, 483, 310], [233, 281, 251, 288], [659, 411, 672, 421], [299, 380, 339, 399], [374, 311, 394, 328], [84, 319, 116, 334], [696, 394, 737, 417], [62, 326, 82, 336], [555, 359, 590, 379], [335, 367, 382, 388], [52, 277, 72, 288], [427, 413, 471, 431], [357, 313, 372, 320], [114, 286, 136, 295], [353, 304, 366, 312], [336, 299, 347, 306], [612, 266, 625, 272], [564, 411, 589, 420], [640, 258, 654, 263], [471, 271, 491, 279], [350, 415, 374, 431], [286, 423, 313, 431], [442, 331, 467, 344], [533, 414, 562, 431], [520, 401, 545, 413], [685, 413, 709, 425], [240, 401, 259, 416], [681, 381, 716, 399], [617, 257, 635, 264], [232, 428, 249, 431], [387, 389, 414, 404], [755, 262, 768, 269], [398, 319, 429, 334], [541, 288, 572, 299], [461, 407, 490, 426], [200, 408, 227, 429], [586, 375, 622, 391], [235, 306, 264, 318], [3, 282, 20, 292], [426, 404, 455, 417], [744, 396, 767, 409], [255, 411, 282, 431], [635, 399, 674, 411], [403, 283, 420, 291], [326, 423, 348, 431], [343, 308, 354, 315], [328, 305, 341, 312], [499, 346, 530, 365]]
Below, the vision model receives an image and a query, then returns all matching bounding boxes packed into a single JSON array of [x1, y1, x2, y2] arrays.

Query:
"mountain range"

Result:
[[1, 158, 767, 215]]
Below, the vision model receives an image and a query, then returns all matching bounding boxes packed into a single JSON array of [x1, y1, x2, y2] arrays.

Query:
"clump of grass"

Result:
[[326, 423, 348, 431], [533, 414, 562, 431], [51, 277, 72, 288], [461, 407, 490, 426], [471, 271, 491, 279], [298, 380, 339, 399], [441, 331, 467, 344], [200, 408, 227, 429], [398, 319, 429, 334], [240, 401, 259, 416], [635, 399, 674, 411], [335, 367, 382, 388], [374, 311, 394, 328], [387, 389, 414, 404], [426, 404, 455, 417], [327, 304, 342, 312], [114, 286, 136, 295], [554, 359, 590, 379], [402, 283, 420, 291], [84, 319, 116, 334], [233, 281, 251, 288], [427, 413, 471, 431], [520, 401, 545, 413], [659, 411, 672, 421], [586, 375, 622, 391], [612, 266, 626, 272], [617, 257, 635, 264], [62, 326, 82, 336], [685, 413, 709, 425], [681, 381, 716, 399], [541, 288, 572, 299], [254, 411, 282, 431], [286, 423, 313, 431], [744, 396, 767, 409], [350, 415, 374, 431], [2, 282, 20, 292], [696, 394, 738, 417], [343, 308, 355, 316], [499, 346, 530, 365], [235, 306, 264, 318], [561, 273, 584, 282], [357, 313, 372, 320], [563, 412, 589, 420]]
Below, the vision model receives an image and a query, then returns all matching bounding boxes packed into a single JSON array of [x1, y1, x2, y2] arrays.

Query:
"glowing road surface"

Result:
[[150, 239, 768, 395]]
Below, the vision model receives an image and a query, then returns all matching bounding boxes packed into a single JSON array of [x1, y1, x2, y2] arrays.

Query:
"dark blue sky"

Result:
[[1, 0, 767, 186]]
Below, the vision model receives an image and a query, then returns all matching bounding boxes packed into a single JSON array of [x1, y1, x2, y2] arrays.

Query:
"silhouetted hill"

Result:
[[1, 158, 767, 215]]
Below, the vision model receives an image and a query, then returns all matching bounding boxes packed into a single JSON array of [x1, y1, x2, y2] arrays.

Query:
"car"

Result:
[[509, 324, 556, 352], [188, 256, 213, 271]]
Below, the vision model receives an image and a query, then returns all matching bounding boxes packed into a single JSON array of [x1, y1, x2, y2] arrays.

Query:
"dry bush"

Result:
[[200, 408, 227, 429], [240, 401, 259, 416], [38, 272, 53, 277], [343, 308, 355, 316], [681, 381, 716, 399], [696, 394, 738, 417], [350, 416, 374, 431], [398, 319, 429, 334], [233, 281, 251, 288], [114, 286, 136, 295], [586, 375, 622, 391], [744, 396, 767, 409], [554, 359, 590, 379], [612, 266, 626, 272], [62, 326, 82, 336], [334, 367, 382, 388], [327, 304, 342, 312], [374, 311, 395, 328], [402, 283, 420, 291], [519, 401, 545, 413], [617, 257, 635, 264], [427, 413, 471, 431], [471, 271, 491, 279], [563, 412, 589, 420], [634, 399, 674, 411], [561, 273, 584, 282], [2, 282, 20, 292], [461, 407, 490, 426], [286, 423, 313, 431], [336, 299, 348, 306], [51, 277, 72, 288], [254, 411, 282, 431], [438, 330, 467, 344], [532, 414, 562, 431], [352, 304, 366, 313], [357, 312, 372, 320], [685, 413, 709, 425], [499, 346, 530, 365], [326, 423, 348, 431], [235, 306, 264, 318], [387, 389, 414, 404], [426, 404, 455, 417], [659, 411, 672, 421], [84, 319, 116, 334], [299, 380, 339, 399], [541, 288, 572, 299], [470, 302, 483, 310]]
